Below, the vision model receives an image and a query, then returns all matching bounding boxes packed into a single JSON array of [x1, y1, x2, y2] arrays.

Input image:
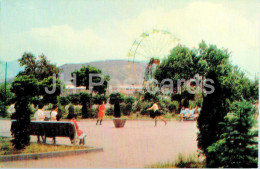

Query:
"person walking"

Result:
[[96, 101, 105, 125], [147, 101, 167, 127]]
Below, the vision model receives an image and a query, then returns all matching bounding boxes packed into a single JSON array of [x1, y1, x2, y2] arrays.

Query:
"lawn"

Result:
[[147, 153, 205, 168], [0, 137, 88, 156]]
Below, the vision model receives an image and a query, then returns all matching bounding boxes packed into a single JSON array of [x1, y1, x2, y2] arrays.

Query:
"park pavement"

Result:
[[0, 119, 198, 168]]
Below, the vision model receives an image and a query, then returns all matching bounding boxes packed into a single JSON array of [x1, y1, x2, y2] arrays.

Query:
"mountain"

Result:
[[0, 59, 147, 85], [60, 60, 147, 85]]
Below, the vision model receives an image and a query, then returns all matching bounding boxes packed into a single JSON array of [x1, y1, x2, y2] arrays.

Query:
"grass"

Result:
[[0, 137, 89, 156], [147, 153, 205, 168]]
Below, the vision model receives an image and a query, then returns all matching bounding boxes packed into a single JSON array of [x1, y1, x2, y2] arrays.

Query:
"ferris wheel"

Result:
[[128, 29, 180, 85]]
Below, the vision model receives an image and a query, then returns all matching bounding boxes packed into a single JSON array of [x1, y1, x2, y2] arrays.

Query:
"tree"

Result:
[[154, 45, 206, 111], [71, 65, 110, 115], [206, 99, 258, 168], [0, 83, 15, 117], [79, 92, 91, 118], [11, 53, 61, 149], [197, 41, 240, 163], [124, 96, 136, 115], [71, 65, 110, 94], [18, 53, 60, 80], [60, 96, 70, 106], [93, 94, 107, 105], [143, 92, 157, 102], [68, 94, 81, 105], [109, 92, 124, 118], [10, 75, 39, 149]]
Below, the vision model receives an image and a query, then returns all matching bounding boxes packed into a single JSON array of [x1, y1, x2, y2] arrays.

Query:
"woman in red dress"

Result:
[[96, 101, 105, 125], [68, 114, 84, 144]]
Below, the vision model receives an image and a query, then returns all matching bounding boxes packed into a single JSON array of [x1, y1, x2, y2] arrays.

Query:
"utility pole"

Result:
[[4, 62, 7, 105]]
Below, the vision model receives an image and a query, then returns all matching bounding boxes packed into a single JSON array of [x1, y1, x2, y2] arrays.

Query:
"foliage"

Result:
[[10, 53, 61, 150], [109, 92, 124, 117], [154, 45, 206, 109], [93, 94, 107, 104], [143, 92, 157, 102], [60, 96, 70, 106], [79, 92, 91, 118], [197, 41, 233, 155], [17, 53, 60, 80], [206, 99, 258, 168], [147, 153, 204, 168], [67, 104, 75, 119], [68, 94, 81, 105], [109, 92, 124, 104], [123, 96, 136, 115], [71, 65, 110, 94], [105, 107, 114, 116], [68, 104, 74, 114], [124, 96, 136, 105], [140, 102, 153, 116], [168, 101, 179, 113], [10, 75, 39, 149], [0, 102, 7, 118]]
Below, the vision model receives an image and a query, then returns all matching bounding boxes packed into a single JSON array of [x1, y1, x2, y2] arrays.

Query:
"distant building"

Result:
[[109, 84, 143, 95], [62, 85, 87, 96]]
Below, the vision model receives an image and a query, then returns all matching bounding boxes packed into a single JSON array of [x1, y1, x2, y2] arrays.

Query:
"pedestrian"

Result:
[[34, 103, 45, 121], [68, 113, 86, 145], [96, 101, 105, 125], [7, 102, 16, 119], [179, 106, 186, 122], [147, 101, 167, 127]]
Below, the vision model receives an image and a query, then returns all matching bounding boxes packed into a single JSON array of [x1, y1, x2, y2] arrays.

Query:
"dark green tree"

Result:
[[197, 41, 238, 163], [93, 94, 107, 105], [207, 99, 258, 168], [143, 92, 157, 102], [10, 75, 39, 149], [79, 92, 91, 118], [154, 45, 207, 110], [124, 96, 136, 115], [71, 65, 110, 115], [60, 96, 70, 106], [10, 53, 61, 149], [0, 83, 15, 117], [109, 92, 124, 118], [68, 94, 81, 105]]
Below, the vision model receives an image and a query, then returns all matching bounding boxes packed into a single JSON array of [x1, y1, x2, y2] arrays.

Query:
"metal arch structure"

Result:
[[128, 29, 180, 86]]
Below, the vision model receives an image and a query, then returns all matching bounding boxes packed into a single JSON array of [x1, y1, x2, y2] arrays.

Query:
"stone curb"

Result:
[[0, 147, 103, 162]]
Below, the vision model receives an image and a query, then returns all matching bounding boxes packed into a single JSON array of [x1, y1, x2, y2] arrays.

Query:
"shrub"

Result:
[[60, 96, 69, 106], [169, 101, 179, 114], [147, 153, 204, 168], [206, 99, 258, 168], [105, 107, 114, 116], [140, 102, 153, 116]]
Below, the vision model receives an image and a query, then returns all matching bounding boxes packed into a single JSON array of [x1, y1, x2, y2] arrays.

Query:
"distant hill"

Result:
[[0, 60, 147, 85], [60, 60, 147, 85]]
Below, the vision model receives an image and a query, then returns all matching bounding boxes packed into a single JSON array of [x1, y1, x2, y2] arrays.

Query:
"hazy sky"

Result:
[[0, 0, 259, 77]]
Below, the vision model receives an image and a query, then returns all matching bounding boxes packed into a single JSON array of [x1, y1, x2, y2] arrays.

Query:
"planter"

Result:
[[112, 118, 126, 128]]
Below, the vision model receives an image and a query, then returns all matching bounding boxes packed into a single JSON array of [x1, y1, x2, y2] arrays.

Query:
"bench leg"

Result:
[[43, 136, 47, 144], [53, 137, 56, 145], [37, 135, 41, 143]]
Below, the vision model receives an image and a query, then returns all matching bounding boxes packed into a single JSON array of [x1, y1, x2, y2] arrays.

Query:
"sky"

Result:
[[0, 0, 259, 78]]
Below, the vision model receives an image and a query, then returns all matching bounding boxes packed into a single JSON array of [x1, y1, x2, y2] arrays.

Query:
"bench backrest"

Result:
[[11, 121, 77, 140]]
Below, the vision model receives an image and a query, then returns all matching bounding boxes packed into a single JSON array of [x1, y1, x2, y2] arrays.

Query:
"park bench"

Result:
[[11, 120, 83, 145]]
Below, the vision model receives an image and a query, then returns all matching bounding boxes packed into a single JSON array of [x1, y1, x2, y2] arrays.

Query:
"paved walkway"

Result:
[[0, 120, 198, 168]]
